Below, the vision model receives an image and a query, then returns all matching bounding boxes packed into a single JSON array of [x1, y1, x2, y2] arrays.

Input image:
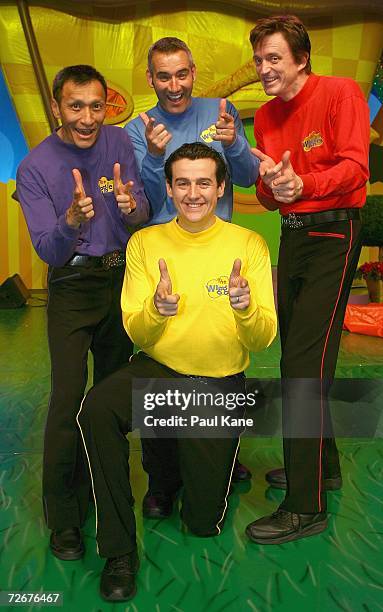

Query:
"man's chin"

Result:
[[73, 132, 98, 148]]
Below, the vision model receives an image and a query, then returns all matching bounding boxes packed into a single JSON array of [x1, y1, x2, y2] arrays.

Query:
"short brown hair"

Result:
[[147, 37, 194, 74], [164, 142, 227, 186], [249, 15, 311, 74]]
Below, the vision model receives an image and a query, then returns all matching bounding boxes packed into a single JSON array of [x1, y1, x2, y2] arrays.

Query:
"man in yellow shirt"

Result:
[[77, 142, 276, 602]]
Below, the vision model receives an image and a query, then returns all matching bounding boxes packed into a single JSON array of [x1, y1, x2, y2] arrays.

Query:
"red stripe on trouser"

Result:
[[317, 220, 354, 510]]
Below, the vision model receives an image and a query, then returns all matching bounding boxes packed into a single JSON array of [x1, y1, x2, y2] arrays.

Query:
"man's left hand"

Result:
[[212, 99, 236, 147], [271, 151, 303, 203], [229, 258, 250, 311], [113, 163, 137, 215]]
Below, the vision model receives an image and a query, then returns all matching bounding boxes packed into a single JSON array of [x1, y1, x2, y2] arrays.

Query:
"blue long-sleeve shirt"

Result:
[[126, 97, 259, 225], [16, 126, 149, 267]]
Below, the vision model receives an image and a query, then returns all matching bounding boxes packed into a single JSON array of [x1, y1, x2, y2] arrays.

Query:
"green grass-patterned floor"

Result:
[[0, 300, 382, 612]]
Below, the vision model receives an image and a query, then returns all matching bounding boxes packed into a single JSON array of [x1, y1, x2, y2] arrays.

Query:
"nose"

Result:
[[80, 106, 94, 125], [188, 183, 200, 199], [258, 61, 271, 75], [169, 76, 179, 92]]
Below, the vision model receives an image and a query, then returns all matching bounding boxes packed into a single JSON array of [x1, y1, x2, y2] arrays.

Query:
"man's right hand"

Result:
[[66, 169, 94, 229], [140, 112, 172, 157], [154, 258, 179, 316], [251, 147, 283, 188]]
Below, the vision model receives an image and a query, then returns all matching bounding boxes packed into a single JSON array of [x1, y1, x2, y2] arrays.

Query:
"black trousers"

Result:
[[77, 353, 242, 558], [277, 218, 362, 513], [43, 264, 132, 529]]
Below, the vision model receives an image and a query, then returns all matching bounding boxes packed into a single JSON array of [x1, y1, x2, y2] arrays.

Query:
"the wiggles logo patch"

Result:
[[200, 124, 217, 144], [206, 275, 229, 298], [98, 176, 114, 194], [302, 131, 324, 152]]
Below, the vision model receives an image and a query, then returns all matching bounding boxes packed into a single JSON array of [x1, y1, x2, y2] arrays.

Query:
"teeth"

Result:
[[168, 93, 182, 100]]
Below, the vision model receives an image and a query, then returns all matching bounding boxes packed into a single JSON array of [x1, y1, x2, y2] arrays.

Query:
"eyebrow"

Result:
[[174, 177, 213, 182], [156, 68, 190, 77]]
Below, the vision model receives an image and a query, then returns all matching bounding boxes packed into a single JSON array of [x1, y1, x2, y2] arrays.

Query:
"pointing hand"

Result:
[[154, 258, 180, 316], [229, 258, 250, 310], [66, 168, 94, 229], [140, 112, 172, 157], [113, 162, 136, 215]]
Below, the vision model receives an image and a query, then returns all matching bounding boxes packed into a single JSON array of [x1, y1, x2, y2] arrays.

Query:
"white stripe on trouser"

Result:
[[76, 394, 100, 555], [214, 437, 241, 535]]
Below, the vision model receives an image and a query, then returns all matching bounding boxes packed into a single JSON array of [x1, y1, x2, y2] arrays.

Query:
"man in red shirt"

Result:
[[246, 15, 370, 544]]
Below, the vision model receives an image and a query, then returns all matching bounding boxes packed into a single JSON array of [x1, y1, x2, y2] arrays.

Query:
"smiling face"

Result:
[[147, 50, 196, 114], [166, 158, 225, 233], [51, 79, 106, 148], [253, 32, 308, 101]]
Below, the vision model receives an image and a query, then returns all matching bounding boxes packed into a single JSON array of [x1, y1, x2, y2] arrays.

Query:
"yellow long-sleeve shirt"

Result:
[[122, 217, 277, 377]]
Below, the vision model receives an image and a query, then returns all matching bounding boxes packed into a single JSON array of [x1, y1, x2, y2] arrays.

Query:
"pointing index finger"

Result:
[[219, 98, 227, 117], [72, 168, 85, 198], [113, 162, 122, 195], [229, 258, 242, 286]]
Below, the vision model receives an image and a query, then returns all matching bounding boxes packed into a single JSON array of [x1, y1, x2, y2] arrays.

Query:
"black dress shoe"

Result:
[[232, 461, 252, 482], [246, 508, 328, 544], [142, 491, 175, 519], [100, 549, 139, 602], [49, 527, 84, 560], [265, 467, 342, 491]]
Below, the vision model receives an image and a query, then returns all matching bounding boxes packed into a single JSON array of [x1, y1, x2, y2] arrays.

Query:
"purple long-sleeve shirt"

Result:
[[16, 125, 150, 267]]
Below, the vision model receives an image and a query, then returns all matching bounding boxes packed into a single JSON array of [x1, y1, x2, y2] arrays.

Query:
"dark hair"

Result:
[[148, 37, 194, 74], [164, 142, 227, 185], [249, 15, 311, 74], [52, 65, 108, 103]]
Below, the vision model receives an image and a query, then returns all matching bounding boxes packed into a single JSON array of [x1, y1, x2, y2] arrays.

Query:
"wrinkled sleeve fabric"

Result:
[[16, 165, 80, 267], [233, 235, 277, 353], [126, 119, 167, 217], [122, 231, 168, 348], [224, 100, 259, 187]]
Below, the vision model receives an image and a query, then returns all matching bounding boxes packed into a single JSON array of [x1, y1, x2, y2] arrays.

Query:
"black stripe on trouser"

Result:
[[43, 265, 132, 529], [77, 353, 243, 556], [276, 219, 362, 513]]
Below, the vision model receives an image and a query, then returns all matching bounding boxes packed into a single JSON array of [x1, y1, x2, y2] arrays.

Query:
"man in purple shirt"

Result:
[[16, 65, 149, 560]]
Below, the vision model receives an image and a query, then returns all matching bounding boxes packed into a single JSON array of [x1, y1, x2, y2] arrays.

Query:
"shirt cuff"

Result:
[[57, 214, 80, 239]]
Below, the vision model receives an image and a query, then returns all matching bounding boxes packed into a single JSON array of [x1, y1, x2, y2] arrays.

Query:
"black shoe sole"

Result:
[[100, 585, 136, 602], [245, 518, 328, 545], [50, 546, 84, 561], [142, 509, 172, 519]]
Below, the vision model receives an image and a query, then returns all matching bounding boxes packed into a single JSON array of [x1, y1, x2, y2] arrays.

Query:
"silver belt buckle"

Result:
[[284, 212, 304, 229]]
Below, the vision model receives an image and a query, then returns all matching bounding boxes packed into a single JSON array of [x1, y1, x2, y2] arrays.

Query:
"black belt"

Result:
[[281, 208, 361, 229], [66, 250, 125, 270]]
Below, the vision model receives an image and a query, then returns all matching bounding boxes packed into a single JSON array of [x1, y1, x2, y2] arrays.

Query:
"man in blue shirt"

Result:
[[17, 64, 149, 561], [126, 38, 258, 517]]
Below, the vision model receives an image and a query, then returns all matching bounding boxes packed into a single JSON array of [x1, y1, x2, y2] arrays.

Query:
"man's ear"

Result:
[[51, 98, 61, 121], [298, 53, 309, 73], [166, 181, 173, 198], [191, 64, 196, 82], [217, 180, 225, 198], [146, 69, 154, 89]]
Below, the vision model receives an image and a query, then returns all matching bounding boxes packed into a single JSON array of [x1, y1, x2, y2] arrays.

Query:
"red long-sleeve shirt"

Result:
[[254, 73, 370, 215]]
